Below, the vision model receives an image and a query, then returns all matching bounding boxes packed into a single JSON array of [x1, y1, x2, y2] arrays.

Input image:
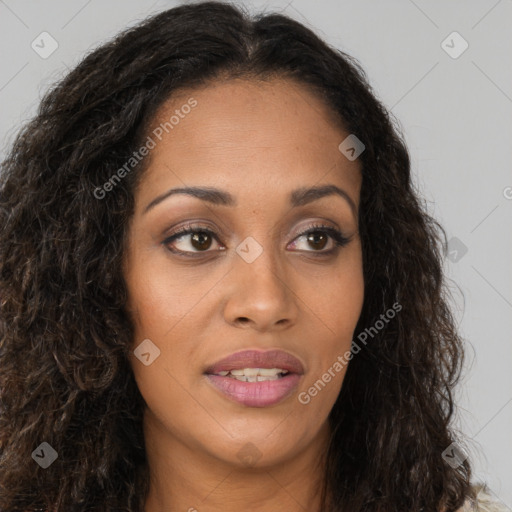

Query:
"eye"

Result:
[[163, 223, 225, 255], [288, 223, 350, 253], [162, 222, 350, 257]]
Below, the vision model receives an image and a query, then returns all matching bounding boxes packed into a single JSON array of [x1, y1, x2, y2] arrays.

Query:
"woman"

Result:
[[0, 2, 505, 511]]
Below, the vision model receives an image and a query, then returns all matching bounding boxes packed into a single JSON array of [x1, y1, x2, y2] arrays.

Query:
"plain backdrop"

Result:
[[1, 0, 511, 506]]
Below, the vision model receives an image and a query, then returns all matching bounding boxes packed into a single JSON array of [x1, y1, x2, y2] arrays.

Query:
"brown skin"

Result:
[[123, 78, 364, 512]]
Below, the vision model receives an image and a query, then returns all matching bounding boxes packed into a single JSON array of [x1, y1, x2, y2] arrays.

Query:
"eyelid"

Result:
[[162, 220, 350, 256], [162, 222, 224, 256], [288, 222, 351, 252]]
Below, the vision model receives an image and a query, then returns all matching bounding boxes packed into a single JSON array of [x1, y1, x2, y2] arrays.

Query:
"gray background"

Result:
[[1, 0, 510, 506]]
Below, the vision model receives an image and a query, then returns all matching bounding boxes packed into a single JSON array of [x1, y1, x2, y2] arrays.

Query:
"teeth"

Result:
[[215, 367, 289, 380], [257, 375, 279, 382], [230, 374, 280, 382], [241, 368, 259, 376], [258, 368, 287, 376], [230, 369, 247, 376]]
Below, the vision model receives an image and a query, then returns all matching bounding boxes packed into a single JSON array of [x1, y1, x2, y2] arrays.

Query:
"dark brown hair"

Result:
[[0, 2, 473, 510]]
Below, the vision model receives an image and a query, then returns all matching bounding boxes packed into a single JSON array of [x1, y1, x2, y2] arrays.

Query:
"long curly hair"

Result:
[[0, 2, 473, 511]]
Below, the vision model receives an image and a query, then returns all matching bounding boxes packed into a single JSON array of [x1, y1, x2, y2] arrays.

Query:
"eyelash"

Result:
[[162, 222, 350, 257]]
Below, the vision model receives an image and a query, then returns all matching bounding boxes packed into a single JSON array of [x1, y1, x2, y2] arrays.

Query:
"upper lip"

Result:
[[205, 349, 304, 375]]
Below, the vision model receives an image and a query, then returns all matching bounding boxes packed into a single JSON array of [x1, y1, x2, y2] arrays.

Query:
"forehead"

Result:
[[135, 77, 361, 209]]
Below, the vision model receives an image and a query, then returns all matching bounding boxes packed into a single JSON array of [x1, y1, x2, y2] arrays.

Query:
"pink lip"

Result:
[[204, 349, 304, 408], [206, 373, 301, 407], [205, 349, 304, 375]]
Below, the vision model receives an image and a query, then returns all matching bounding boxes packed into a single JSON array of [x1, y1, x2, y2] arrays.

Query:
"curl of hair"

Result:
[[0, 2, 473, 511]]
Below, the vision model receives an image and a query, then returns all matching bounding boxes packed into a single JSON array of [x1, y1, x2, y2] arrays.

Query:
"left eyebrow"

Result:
[[289, 184, 357, 216], [143, 183, 357, 216]]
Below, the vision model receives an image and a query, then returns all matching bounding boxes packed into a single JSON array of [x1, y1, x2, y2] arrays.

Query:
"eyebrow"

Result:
[[143, 184, 357, 216]]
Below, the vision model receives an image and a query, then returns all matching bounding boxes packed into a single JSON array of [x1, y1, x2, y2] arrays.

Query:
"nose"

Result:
[[222, 247, 299, 332]]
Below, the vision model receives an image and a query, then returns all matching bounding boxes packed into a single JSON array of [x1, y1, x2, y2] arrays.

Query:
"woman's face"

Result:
[[124, 77, 364, 469]]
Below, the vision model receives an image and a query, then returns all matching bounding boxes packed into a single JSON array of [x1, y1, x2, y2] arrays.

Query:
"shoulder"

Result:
[[457, 483, 509, 512]]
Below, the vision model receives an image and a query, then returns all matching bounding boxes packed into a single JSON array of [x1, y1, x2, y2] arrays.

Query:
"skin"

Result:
[[123, 77, 364, 512]]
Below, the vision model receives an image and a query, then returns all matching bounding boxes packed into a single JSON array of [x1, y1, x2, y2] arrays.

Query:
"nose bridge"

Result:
[[223, 233, 298, 329], [235, 233, 287, 298]]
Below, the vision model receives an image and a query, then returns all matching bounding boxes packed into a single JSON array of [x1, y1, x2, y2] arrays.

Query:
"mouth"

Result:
[[211, 367, 290, 382], [204, 349, 304, 408]]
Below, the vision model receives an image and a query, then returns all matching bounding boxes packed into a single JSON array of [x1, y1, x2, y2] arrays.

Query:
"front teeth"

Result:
[[215, 368, 289, 381], [231, 368, 258, 376]]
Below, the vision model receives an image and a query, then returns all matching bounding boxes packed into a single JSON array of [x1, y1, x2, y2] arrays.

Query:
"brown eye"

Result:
[[190, 231, 213, 251], [288, 224, 350, 253], [306, 231, 328, 250], [163, 226, 225, 255]]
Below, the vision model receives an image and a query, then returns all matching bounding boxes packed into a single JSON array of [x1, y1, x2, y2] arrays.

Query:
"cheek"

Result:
[[126, 268, 201, 432], [124, 249, 215, 344], [296, 247, 364, 407], [296, 245, 364, 335], [329, 253, 364, 361], [126, 273, 202, 386]]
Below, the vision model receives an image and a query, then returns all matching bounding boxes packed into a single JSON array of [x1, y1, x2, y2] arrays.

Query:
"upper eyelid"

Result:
[[163, 222, 345, 248], [165, 222, 340, 238]]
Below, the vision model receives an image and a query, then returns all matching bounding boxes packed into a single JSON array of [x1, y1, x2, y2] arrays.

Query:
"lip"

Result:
[[204, 349, 304, 408], [205, 349, 304, 375]]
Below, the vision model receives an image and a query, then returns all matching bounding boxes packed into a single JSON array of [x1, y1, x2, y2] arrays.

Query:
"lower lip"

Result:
[[206, 373, 301, 407]]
